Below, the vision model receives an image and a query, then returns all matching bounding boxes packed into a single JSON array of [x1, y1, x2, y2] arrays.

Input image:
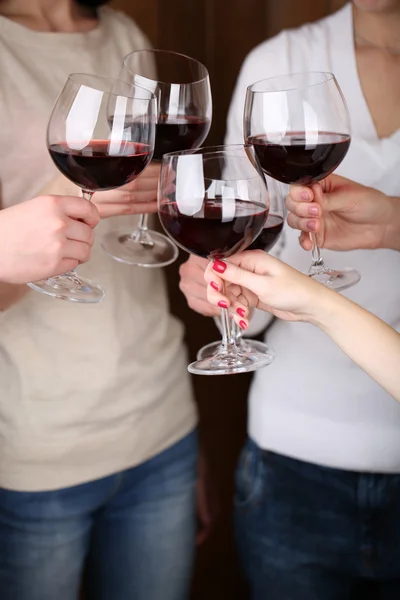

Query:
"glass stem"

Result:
[[138, 213, 149, 232], [231, 319, 242, 344], [219, 281, 240, 355], [131, 213, 154, 247], [82, 190, 93, 202], [310, 232, 325, 269]]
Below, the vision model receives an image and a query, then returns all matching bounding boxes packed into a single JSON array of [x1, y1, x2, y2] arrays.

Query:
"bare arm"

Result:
[[314, 291, 400, 401], [204, 252, 400, 401]]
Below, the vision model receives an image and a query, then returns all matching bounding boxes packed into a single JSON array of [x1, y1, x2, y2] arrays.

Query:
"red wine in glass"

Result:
[[248, 213, 284, 252], [153, 115, 211, 161], [48, 141, 152, 190], [246, 132, 351, 185], [159, 198, 268, 259]]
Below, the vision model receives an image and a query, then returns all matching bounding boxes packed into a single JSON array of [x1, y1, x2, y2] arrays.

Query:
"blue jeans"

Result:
[[0, 429, 198, 600], [235, 438, 400, 600]]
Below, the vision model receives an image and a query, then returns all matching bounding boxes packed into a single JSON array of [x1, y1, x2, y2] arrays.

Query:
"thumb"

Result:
[[315, 174, 353, 213]]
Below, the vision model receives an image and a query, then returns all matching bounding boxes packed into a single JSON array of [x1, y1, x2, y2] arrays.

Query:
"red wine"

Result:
[[49, 140, 152, 191], [159, 198, 268, 259], [153, 115, 210, 160], [248, 214, 284, 252], [247, 132, 350, 185]]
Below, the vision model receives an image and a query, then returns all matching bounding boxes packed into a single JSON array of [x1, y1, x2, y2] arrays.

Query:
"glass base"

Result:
[[308, 265, 361, 292], [188, 345, 272, 376], [28, 273, 105, 303], [102, 229, 179, 268], [197, 338, 275, 363]]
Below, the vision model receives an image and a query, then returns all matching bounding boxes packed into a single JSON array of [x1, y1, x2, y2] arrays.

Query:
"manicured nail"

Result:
[[218, 300, 228, 309], [308, 206, 319, 216], [301, 191, 309, 201], [307, 220, 316, 231], [237, 307, 246, 318], [212, 260, 226, 273], [210, 281, 219, 292], [239, 320, 247, 330]]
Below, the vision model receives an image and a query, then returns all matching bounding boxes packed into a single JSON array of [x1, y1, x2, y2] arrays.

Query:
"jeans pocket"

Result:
[[234, 438, 265, 509]]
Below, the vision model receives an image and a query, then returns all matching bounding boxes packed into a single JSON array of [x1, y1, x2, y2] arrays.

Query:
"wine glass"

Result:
[[102, 49, 212, 268], [158, 144, 271, 376], [28, 73, 156, 303], [197, 175, 285, 362], [244, 72, 361, 291]]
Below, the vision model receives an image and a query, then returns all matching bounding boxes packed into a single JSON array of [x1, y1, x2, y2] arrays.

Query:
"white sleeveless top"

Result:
[[226, 2, 400, 472]]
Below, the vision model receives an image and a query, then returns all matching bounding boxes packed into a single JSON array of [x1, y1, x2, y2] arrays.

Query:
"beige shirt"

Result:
[[0, 7, 197, 491]]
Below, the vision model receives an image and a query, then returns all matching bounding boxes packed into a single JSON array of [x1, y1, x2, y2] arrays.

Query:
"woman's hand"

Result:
[[286, 174, 396, 251], [204, 251, 328, 328], [0, 194, 99, 284], [92, 162, 160, 218]]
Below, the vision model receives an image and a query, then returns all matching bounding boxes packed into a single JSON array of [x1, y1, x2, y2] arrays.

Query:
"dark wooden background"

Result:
[[110, 1, 347, 598]]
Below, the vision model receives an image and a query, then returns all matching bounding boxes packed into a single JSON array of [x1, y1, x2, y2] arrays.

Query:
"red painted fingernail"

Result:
[[307, 220, 316, 231], [239, 320, 247, 330], [212, 260, 226, 273], [237, 308, 246, 318], [210, 281, 219, 292], [301, 191, 309, 201], [218, 300, 228, 309]]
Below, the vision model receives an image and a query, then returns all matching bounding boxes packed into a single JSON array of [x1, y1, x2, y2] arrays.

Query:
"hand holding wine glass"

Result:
[[102, 49, 212, 268], [197, 175, 285, 363], [0, 194, 99, 284], [286, 174, 398, 252], [244, 71, 361, 291], [159, 144, 270, 376], [28, 73, 156, 303], [92, 162, 160, 218], [204, 250, 325, 324]]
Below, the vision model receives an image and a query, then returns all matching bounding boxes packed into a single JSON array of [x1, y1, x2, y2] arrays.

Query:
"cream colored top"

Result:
[[0, 7, 197, 491]]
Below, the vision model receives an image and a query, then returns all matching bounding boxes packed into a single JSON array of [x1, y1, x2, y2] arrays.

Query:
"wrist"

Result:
[[306, 284, 347, 332], [382, 196, 400, 251]]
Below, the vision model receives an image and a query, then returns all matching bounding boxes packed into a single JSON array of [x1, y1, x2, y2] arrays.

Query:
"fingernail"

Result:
[[301, 191, 309, 201], [307, 220, 316, 231], [237, 307, 246, 318], [218, 300, 228, 309], [212, 260, 226, 273], [239, 320, 247, 330], [308, 206, 319, 216], [210, 281, 219, 292]]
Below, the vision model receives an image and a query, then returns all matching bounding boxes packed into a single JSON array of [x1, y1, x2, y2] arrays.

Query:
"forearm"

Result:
[[312, 291, 400, 401], [383, 196, 400, 251]]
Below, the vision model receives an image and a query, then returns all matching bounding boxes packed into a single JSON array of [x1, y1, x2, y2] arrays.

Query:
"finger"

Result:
[[206, 282, 231, 309], [96, 201, 158, 218], [104, 189, 158, 205], [64, 240, 91, 263], [204, 262, 222, 287], [65, 218, 95, 245], [299, 232, 313, 251], [179, 279, 209, 304], [288, 186, 314, 204], [187, 295, 220, 317], [287, 212, 320, 234], [286, 195, 321, 218], [129, 176, 159, 193], [51, 258, 80, 276], [228, 294, 249, 320], [62, 197, 100, 228]]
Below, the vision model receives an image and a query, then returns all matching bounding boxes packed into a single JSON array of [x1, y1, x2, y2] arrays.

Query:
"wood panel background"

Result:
[[109, 1, 347, 598]]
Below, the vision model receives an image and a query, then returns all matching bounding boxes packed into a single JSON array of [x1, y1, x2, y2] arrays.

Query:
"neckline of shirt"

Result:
[[331, 3, 400, 144], [0, 6, 112, 48]]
